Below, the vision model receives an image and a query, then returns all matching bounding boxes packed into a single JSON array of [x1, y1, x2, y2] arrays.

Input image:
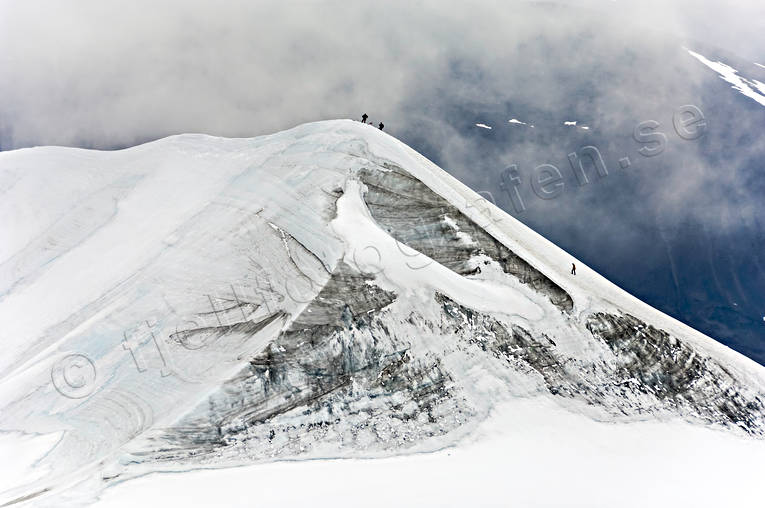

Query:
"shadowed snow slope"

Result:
[[0, 120, 764, 507]]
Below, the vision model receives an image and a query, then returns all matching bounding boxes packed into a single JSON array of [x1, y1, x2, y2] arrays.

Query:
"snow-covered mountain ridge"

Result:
[[1, 119, 763, 506]]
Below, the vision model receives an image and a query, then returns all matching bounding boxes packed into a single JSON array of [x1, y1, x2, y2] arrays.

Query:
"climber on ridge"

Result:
[[361, 113, 368, 123], [378, 122, 384, 130], [571, 263, 576, 275]]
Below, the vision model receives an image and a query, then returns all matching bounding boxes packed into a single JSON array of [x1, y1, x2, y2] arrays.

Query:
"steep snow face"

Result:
[[1, 120, 764, 506]]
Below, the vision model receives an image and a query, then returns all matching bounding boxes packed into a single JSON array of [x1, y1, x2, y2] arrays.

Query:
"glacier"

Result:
[[0, 119, 764, 507]]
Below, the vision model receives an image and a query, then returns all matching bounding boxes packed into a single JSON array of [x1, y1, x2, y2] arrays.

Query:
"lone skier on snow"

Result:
[[571, 263, 576, 275]]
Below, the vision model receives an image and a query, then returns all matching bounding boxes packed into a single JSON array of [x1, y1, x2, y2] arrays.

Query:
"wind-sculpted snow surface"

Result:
[[0, 120, 764, 506]]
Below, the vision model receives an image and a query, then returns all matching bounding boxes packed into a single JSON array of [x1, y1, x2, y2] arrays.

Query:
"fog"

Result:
[[1, 0, 762, 148]]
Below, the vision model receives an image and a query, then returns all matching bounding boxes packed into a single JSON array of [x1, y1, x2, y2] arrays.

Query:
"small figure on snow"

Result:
[[571, 263, 576, 275], [378, 122, 384, 130], [361, 113, 368, 123]]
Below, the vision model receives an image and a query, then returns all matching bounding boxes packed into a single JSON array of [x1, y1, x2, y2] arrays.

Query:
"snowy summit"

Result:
[[1, 120, 764, 507]]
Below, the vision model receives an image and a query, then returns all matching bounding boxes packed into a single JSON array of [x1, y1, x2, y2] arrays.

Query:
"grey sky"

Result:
[[1, 0, 762, 149]]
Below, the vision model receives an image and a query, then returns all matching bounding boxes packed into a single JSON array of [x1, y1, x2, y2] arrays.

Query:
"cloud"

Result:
[[1, 0, 763, 150]]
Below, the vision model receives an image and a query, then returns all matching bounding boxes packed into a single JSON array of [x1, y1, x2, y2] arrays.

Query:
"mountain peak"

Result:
[[1, 119, 764, 505]]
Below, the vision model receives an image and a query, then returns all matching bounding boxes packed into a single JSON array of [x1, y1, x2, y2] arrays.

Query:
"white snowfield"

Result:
[[0, 119, 764, 507]]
